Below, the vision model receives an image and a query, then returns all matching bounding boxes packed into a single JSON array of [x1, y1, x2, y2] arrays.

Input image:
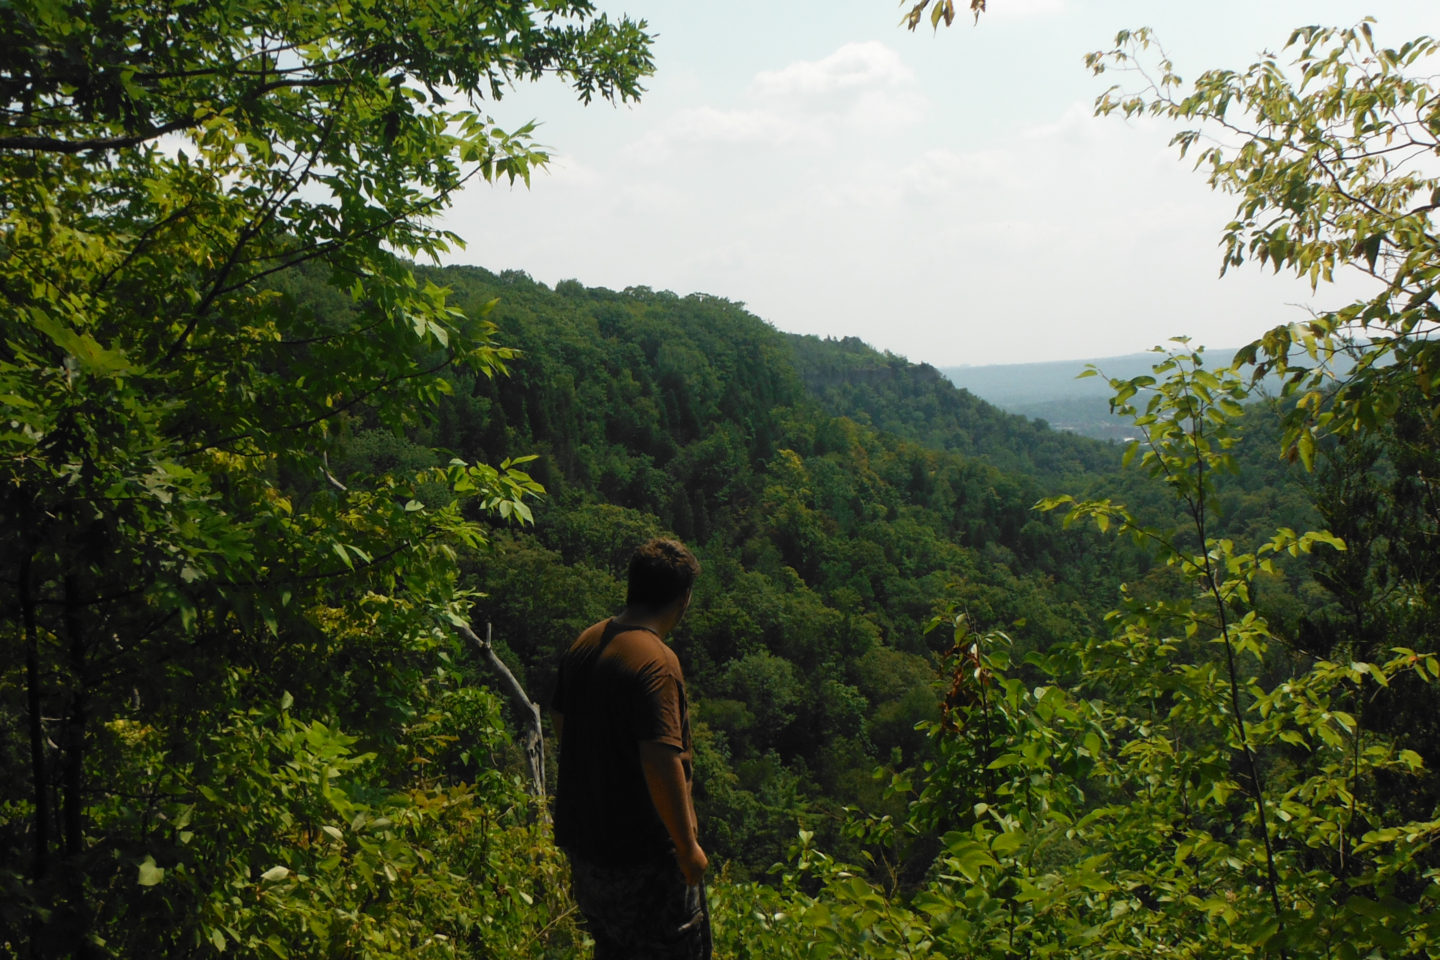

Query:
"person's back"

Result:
[[554, 620, 691, 864], [551, 538, 711, 959]]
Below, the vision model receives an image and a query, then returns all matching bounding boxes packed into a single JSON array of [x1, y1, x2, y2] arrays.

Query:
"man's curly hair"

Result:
[[626, 538, 700, 609]]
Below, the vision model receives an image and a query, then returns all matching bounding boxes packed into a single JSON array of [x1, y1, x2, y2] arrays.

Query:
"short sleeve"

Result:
[[634, 663, 685, 750]]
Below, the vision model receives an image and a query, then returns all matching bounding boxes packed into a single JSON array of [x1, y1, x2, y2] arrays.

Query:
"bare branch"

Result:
[[455, 619, 548, 814]]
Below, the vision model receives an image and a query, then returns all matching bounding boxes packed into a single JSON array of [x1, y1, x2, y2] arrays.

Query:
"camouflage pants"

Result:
[[565, 852, 712, 960]]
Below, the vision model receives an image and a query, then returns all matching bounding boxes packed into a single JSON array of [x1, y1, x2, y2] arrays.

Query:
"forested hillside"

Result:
[[373, 265, 1134, 870], [791, 335, 1117, 477]]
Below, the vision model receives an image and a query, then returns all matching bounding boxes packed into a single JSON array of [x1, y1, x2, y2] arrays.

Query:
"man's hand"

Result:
[[675, 838, 709, 886], [639, 740, 708, 885]]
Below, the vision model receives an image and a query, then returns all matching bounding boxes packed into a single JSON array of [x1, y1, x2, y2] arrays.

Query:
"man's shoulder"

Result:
[[561, 618, 683, 680], [609, 628, 683, 681], [561, 618, 611, 656]]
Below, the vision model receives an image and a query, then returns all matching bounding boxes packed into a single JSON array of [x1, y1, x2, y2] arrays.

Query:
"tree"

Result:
[[1088, 23, 1439, 458], [1087, 13, 1440, 816], [0, 0, 650, 954]]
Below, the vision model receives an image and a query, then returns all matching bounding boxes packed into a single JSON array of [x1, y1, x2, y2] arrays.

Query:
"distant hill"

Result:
[[940, 350, 1243, 443], [791, 335, 1117, 479]]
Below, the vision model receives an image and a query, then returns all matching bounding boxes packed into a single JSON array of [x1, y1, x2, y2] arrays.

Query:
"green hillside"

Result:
[[390, 265, 1132, 869], [797, 336, 1119, 476]]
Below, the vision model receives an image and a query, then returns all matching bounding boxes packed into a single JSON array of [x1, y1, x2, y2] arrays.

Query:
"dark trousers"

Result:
[[566, 852, 712, 960]]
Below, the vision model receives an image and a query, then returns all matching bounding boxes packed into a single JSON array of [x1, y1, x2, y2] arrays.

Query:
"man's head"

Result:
[[626, 538, 700, 612]]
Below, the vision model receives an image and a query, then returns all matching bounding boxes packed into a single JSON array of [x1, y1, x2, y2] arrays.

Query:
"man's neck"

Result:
[[614, 603, 679, 640]]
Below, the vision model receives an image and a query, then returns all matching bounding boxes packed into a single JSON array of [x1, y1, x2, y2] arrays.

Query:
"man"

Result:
[[551, 538, 711, 959]]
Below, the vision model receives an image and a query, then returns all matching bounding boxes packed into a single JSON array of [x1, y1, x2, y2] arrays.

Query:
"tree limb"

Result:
[[0, 117, 202, 153], [455, 619, 548, 816]]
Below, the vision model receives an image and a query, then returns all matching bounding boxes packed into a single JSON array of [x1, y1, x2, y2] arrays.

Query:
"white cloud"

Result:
[[439, 1, 1440, 365], [895, 147, 1028, 199], [656, 105, 796, 147], [627, 42, 927, 161], [1020, 100, 1106, 145], [623, 105, 811, 163], [533, 154, 603, 189], [748, 42, 917, 99]]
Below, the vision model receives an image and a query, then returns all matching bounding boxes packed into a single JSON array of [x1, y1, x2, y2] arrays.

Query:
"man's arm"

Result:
[[639, 740, 708, 885]]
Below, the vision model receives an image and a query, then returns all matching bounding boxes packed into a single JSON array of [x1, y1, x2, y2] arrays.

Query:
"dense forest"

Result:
[[3, 2, 1440, 959], [399, 265, 1137, 867]]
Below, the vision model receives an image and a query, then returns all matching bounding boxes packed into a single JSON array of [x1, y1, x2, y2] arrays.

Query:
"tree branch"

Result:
[[454, 619, 548, 814], [0, 117, 202, 154]]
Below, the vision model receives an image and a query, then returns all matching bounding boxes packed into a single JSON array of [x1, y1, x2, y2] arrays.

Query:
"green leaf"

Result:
[[137, 855, 164, 886], [1344, 895, 1393, 921], [991, 830, 1025, 856], [26, 309, 134, 375], [1296, 431, 1316, 471], [1356, 233, 1384, 271], [952, 845, 997, 881]]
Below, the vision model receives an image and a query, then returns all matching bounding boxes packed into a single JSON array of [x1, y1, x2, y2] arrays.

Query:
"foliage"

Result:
[[901, 0, 986, 32], [791, 335, 1118, 480], [1087, 8, 1440, 850], [10, 7, 1440, 958], [106, 674, 581, 960], [1, 0, 649, 953], [695, 24, 1440, 950], [701, 342, 1440, 960], [1036, 345, 1440, 958], [1088, 22, 1440, 458]]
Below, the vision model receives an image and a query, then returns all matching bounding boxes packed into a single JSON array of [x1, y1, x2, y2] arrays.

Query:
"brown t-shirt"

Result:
[[552, 618, 693, 864]]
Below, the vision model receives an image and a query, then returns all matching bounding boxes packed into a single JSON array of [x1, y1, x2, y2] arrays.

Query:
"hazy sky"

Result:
[[442, 1, 1437, 367]]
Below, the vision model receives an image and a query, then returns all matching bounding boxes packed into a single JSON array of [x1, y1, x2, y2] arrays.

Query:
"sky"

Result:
[[440, 1, 1438, 367]]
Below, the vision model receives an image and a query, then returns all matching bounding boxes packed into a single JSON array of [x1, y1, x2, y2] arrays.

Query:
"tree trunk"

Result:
[[20, 555, 48, 883], [20, 554, 49, 960], [60, 573, 97, 959], [61, 574, 86, 862]]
